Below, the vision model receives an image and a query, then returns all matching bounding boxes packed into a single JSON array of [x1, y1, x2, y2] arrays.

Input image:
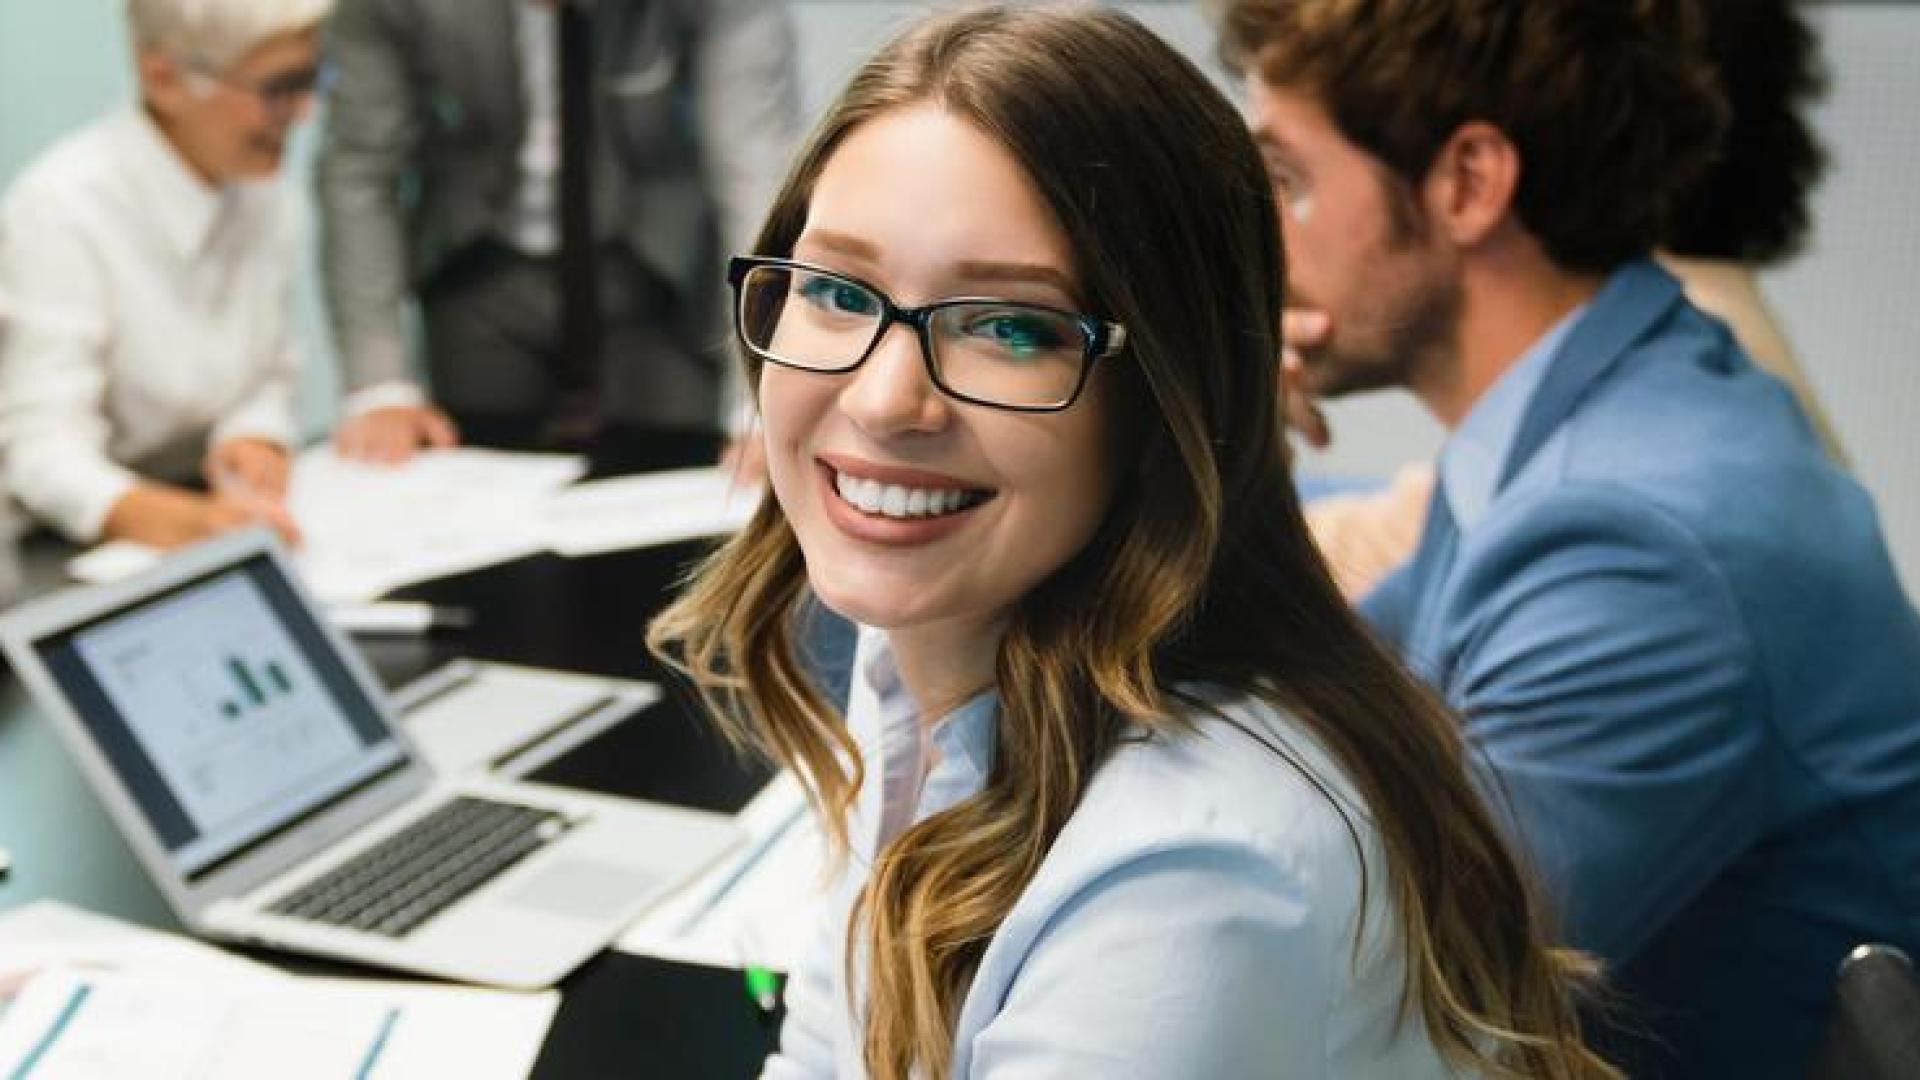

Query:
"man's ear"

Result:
[[1420, 122, 1520, 248]]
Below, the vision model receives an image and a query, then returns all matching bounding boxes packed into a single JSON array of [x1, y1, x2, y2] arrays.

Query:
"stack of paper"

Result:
[[0, 969, 557, 1080], [541, 467, 764, 557], [0, 903, 557, 1080], [66, 454, 763, 600], [287, 447, 585, 601], [0, 902, 274, 997]]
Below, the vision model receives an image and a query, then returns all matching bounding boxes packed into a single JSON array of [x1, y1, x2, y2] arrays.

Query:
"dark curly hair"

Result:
[[1221, 0, 1729, 275], [1666, 0, 1829, 264]]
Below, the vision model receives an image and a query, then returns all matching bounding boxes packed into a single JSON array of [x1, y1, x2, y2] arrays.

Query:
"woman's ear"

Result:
[[137, 49, 192, 117], [1420, 121, 1521, 249]]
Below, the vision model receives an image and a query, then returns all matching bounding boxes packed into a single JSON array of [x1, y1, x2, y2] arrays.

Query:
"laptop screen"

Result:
[[32, 554, 406, 880]]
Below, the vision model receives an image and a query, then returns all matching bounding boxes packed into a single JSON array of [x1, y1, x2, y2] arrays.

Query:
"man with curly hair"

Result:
[[1221, 2, 1920, 1075]]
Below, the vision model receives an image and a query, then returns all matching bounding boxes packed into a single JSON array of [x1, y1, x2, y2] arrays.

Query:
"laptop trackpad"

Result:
[[508, 858, 658, 921]]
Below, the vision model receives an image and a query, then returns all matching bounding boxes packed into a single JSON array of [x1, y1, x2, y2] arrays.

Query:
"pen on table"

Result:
[[744, 964, 780, 1016], [326, 601, 474, 635]]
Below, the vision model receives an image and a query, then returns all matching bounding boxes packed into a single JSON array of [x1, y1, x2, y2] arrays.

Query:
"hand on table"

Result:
[[203, 437, 301, 544], [102, 481, 301, 549], [204, 436, 290, 499], [334, 404, 460, 464]]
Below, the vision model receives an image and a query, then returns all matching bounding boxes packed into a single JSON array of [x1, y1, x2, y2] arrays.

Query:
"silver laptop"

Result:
[[0, 528, 738, 989]]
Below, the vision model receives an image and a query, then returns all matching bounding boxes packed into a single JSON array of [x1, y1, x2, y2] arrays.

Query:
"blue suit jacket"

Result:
[[1362, 260, 1920, 1078]]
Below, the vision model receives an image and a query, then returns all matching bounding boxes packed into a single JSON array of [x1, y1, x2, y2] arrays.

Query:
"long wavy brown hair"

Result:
[[650, 5, 1616, 1078]]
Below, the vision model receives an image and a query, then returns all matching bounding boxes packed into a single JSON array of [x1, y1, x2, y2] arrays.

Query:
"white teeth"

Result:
[[833, 470, 982, 520]]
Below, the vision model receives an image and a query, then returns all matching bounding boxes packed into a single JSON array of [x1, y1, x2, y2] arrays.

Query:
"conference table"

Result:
[[0, 428, 797, 1078]]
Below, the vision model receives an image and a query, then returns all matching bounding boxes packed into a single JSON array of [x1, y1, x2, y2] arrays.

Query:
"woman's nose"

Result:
[[838, 322, 951, 437]]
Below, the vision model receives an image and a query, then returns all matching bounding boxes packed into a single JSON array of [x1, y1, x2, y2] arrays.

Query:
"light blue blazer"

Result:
[[1363, 259, 1920, 1078]]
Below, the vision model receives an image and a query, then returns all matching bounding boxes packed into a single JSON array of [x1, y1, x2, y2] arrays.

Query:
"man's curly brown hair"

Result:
[[1221, 0, 1730, 273]]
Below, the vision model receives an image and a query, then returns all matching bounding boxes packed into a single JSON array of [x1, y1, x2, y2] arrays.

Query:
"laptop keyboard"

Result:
[[269, 796, 573, 938]]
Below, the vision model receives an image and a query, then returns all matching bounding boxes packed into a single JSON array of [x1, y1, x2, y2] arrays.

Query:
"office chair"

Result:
[[1807, 943, 1920, 1080]]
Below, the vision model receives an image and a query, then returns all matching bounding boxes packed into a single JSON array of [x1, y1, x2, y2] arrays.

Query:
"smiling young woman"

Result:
[[649, 6, 1615, 1078]]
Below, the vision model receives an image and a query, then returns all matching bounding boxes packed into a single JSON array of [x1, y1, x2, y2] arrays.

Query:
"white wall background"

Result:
[[1, 1, 1914, 590], [1767, 5, 1920, 595]]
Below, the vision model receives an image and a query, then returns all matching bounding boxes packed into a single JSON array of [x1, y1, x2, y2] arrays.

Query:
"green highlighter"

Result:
[[744, 965, 780, 1016]]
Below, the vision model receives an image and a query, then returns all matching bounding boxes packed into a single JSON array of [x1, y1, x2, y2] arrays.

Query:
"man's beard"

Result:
[[1294, 269, 1460, 400]]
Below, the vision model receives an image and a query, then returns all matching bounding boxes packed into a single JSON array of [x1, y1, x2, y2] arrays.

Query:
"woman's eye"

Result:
[[966, 312, 1069, 357], [796, 276, 878, 316]]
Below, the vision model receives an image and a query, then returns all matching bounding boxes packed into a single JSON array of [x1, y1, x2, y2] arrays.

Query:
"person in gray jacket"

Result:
[[318, 0, 799, 459]]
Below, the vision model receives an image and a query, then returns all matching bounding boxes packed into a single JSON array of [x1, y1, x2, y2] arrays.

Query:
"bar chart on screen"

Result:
[[71, 573, 362, 841]]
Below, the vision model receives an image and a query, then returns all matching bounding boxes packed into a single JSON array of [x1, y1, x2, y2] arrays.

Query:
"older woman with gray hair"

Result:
[[0, 0, 330, 550]]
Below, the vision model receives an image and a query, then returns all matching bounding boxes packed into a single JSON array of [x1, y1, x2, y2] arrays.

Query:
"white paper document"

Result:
[[615, 772, 830, 973], [67, 447, 586, 601], [0, 903, 554, 1078], [542, 467, 765, 557], [288, 446, 585, 601], [0, 902, 275, 999], [62, 542, 161, 589], [0, 967, 556, 1080]]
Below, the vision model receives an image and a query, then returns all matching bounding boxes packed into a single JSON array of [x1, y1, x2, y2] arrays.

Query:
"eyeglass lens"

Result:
[[737, 264, 1090, 408]]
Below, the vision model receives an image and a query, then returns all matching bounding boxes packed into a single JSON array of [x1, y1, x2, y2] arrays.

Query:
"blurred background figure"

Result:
[[0, 0, 323, 550], [1277, 0, 1848, 596], [320, 0, 801, 462], [1225, 0, 1920, 1073]]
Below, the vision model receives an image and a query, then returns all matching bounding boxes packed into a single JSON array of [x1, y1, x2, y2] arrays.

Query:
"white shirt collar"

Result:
[[116, 106, 228, 258], [848, 627, 999, 854]]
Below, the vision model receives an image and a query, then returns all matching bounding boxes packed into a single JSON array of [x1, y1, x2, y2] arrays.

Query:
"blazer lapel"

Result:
[[588, 0, 670, 234], [1497, 259, 1686, 493], [456, 0, 523, 146], [1401, 259, 1684, 677]]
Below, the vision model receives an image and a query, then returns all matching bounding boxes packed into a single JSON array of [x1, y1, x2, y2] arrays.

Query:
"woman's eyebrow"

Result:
[[796, 228, 881, 260], [796, 231, 1080, 301], [950, 260, 1078, 298]]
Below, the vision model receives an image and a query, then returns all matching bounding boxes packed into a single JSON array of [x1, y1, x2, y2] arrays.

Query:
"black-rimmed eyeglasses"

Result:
[[727, 256, 1128, 412]]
